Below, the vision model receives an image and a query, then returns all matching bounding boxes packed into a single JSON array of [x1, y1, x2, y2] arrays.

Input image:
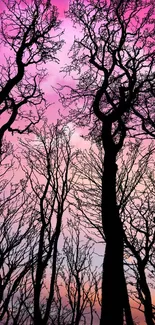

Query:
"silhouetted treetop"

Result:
[[0, 0, 64, 156], [59, 0, 155, 140]]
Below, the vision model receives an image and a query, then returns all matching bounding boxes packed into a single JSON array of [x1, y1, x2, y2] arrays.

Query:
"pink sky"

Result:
[[0, 0, 84, 144], [0, 1, 154, 324]]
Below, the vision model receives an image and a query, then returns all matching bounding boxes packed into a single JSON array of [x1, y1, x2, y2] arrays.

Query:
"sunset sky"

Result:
[[1, 1, 154, 324]]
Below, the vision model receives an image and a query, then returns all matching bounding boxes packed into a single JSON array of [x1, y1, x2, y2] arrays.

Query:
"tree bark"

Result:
[[138, 263, 154, 325], [123, 272, 134, 325], [100, 130, 124, 325]]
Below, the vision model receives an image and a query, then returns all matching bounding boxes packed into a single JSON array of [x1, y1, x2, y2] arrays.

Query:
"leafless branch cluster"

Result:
[[0, 0, 64, 154]]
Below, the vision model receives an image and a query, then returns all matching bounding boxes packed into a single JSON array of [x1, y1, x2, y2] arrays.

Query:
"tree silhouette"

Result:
[[59, 0, 155, 323], [0, 0, 63, 155], [122, 157, 155, 325], [60, 220, 101, 325], [19, 122, 75, 325], [0, 122, 76, 324], [71, 139, 155, 325], [0, 148, 36, 324]]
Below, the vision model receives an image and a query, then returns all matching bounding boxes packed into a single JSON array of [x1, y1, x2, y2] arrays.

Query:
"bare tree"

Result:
[[122, 166, 155, 325], [2, 130, 154, 324], [18, 122, 76, 325], [0, 0, 64, 154], [116, 140, 155, 325], [0, 148, 36, 324], [58, 220, 101, 325], [57, 1, 155, 323], [71, 139, 155, 325]]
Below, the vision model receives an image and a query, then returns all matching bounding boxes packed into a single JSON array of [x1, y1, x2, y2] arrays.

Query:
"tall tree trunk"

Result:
[[100, 149, 124, 325], [123, 272, 134, 325], [138, 264, 154, 325], [75, 275, 81, 325], [124, 232, 154, 325], [34, 228, 45, 325]]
